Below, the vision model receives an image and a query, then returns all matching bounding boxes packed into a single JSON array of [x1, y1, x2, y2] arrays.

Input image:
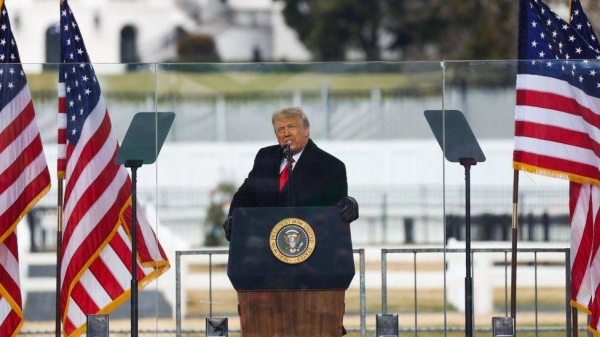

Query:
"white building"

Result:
[[7, 0, 310, 68]]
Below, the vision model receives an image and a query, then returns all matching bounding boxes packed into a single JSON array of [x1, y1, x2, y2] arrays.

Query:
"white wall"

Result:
[[216, 27, 273, 61], [7, 0, 193, 68], [7, 0, 312, 67], [136, 139, 566, 190]]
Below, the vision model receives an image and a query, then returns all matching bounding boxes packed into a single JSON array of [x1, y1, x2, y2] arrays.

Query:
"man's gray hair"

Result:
[[272, 107, 310, 128]]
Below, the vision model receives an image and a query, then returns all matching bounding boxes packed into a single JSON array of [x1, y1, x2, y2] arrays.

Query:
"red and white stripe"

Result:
[[577, 183, 600, 331], [514, 74, 600, 184], [570, 182, 597, 312], [0, 233, 23, 336], [515, 73, 600, 319], [516, 0, 600, 331], [0, 86, 51, 243], [62, 226, 162, 335], [57, 82, 67, 179], [514, 66, 600, 330], [59, 92, 169, 336], [0, 80, 51, 335]]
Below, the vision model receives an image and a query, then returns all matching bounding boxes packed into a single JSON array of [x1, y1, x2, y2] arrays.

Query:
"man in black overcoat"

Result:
[[223, 107, 358, 240]]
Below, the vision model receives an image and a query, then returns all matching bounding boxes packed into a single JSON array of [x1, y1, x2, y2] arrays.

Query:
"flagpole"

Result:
[[56, 178, 63, 337], [56, 2, 65, 336], [566, 2, 578, 335], [510, 170, 519, 322], [572, 302, 578, 336]]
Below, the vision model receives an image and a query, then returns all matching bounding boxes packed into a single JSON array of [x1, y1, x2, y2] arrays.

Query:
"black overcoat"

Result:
[[228, 138, 348, 214]]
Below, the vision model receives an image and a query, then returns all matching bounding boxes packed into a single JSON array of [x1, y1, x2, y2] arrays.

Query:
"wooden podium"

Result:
[[227, 207, 355, 337]]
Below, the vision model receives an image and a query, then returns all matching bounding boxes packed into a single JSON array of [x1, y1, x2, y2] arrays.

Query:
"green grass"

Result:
[[26, 69, 442, 95]]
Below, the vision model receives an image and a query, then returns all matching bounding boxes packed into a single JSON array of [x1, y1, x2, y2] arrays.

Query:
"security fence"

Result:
[[174, 249, 366, 337], [18, 246, 583, 336], [166, 246, 578, 336], [28, 184, 570, 250], [380, 247, 573, 336]]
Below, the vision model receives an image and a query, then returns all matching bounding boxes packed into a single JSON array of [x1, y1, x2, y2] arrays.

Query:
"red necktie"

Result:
[[279, 158, 294, 191]]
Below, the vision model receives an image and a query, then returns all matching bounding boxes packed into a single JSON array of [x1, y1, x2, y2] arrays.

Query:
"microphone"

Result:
[[282, 140, 293, 206], [282, 140, 292, 161]]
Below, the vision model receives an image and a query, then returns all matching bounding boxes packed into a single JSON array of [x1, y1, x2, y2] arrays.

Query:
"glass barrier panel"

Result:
[[155, 61, 446, 335], [18, 59, 577, 335], [22, 62, 161, 335], [443, 60, 572, 333]]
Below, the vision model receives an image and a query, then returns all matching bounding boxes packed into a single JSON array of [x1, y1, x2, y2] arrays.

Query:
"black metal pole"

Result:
[[460, 158, 476, 337], [126, 161, 143, 337], [287, 158, 293, 207], [56, 178, 64, 337], [511, 170, 519, 323]]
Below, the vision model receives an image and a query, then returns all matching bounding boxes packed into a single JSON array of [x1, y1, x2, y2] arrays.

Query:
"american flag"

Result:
[[0, 1, 51, 335], [514, 0, 600, 331], [567, 0, 600, 330], [514, 0, 600, 181], [58, 1, 169, 335]]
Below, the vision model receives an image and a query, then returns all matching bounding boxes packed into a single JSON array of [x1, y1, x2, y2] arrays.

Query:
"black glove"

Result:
[[223, 216, 233, 241], [337, 196, 359, 223]]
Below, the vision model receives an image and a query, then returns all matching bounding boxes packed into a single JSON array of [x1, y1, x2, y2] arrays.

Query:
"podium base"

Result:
[[237, 290, 346, 337]]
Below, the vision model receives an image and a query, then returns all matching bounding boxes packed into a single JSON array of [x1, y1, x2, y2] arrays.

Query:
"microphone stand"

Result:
[[284, 144, 293, 206], [287, 155, 293, 207]]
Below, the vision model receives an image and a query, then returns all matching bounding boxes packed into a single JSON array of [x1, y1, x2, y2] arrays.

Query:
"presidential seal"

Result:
[[269, 218, 316, 264]]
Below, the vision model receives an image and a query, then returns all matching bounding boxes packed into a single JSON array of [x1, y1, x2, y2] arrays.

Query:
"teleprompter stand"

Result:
[[425, 110, 485, 337], [115, 112, 175, 337]]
